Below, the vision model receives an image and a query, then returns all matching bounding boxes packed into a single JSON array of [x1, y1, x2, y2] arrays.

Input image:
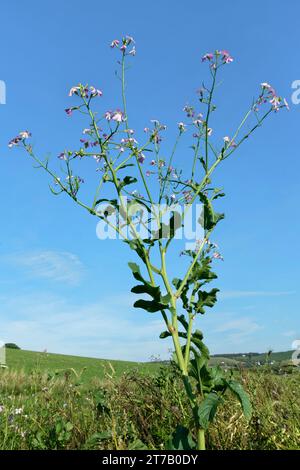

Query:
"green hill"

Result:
[[211, 350, 294, 365], [3, 348, 162, 383], [2, 348, 295, 383]]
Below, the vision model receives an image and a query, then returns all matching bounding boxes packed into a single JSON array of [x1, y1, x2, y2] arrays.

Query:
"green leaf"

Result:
[[194, 288, 219, 314], [177, 314, 189, 331], [198, 192, 224, 230], [131, 284, 161, 301], [197, 393, 222, 429], [120, 175, 138, 188], [117, 163, 135, 170], [190, 330, 210, 360], [134, 299, 168, 313], [128, 262, 145, 283], [189, 355, 207, 393], [152, 211, 182, 240], [191, 257, 218, 284], [167, 425, 196, 450], [225, 380, 252, 420]]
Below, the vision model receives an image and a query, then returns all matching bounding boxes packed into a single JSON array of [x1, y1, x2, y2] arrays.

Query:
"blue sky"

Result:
[[0, 0, 299, 361]]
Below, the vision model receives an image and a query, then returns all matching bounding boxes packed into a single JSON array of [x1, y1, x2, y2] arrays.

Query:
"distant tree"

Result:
[[5, 343, 21, 350]]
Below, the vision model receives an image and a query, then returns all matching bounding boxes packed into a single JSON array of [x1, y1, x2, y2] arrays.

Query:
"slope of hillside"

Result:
[[3, 348, 161, 383]]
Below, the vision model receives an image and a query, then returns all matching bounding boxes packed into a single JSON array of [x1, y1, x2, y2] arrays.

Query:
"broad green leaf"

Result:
[[131, 283, 161, 301], [197, 392, 222, 429], [128, 262, 145, 283], [194, 288, 219, 314], [190, 330, 210, 360], [134, 299, 168, 313], [225, 380, 252, 420]]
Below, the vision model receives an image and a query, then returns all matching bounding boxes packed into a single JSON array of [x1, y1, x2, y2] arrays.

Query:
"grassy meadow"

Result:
[[0, 348, 299, 450]]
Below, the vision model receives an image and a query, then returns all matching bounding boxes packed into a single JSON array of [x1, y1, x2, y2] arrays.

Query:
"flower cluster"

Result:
[[65, 84, 103, 116], [256, 82, 289, 112], [195, 239, 224, 261], [110, 35, 136, 56], [69, 84, 102, 98], [105, 110, 125, 123], [202, 50, 233, 66], [149, 119, 167, 144]]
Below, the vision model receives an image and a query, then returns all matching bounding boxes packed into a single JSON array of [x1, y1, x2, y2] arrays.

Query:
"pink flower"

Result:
[[202, 53, 214, 62], [8, 131, 31, 148], [220, 50, 233, 63], [105, 110, 124, 122], [19, 131, 31, 139], [65, 108, 73, 116], [269, 96, 281, 112], [261, 82, 276, 96], [183, 105, 195, 118], [89, 86, 103, 97], [146, 170, 151, 177], [138, 153, 145, 164], [110, 39, 119, 48], [8, 136, 22, 148], [69, 86, 80, 97], [112, 110, 125, 122], [223, 136, 237, 148], [212, 252, 224, 261], [105, 111, 113, 120]]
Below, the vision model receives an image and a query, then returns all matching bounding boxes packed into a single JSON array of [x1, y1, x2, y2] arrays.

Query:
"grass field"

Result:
[[0, 357, 299, 450], [4, 348, 161, 383], [4, 348, 294, 382]]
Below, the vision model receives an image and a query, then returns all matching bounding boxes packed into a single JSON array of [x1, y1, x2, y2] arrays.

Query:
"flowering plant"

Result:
[[9, 37, 287, 450]]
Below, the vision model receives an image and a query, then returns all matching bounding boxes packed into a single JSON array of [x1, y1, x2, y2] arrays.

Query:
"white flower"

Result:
[[69, 86, 80, 96]]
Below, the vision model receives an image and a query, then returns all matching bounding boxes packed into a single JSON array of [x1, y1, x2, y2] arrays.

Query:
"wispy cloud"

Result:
[[219, 290, 295, 300], [213, 317, 262, 344], [7, 250, 84, 285], [0, 291, 171, 361]]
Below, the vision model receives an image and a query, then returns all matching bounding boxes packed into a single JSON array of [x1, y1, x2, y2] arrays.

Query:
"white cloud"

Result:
[[0, 291, 172, 362], [212, 316, 262, 345], [7, 250, 84, 285]]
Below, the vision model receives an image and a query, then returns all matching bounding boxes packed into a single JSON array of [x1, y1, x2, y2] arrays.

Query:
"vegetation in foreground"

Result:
[[0, 363, 299, 450]]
